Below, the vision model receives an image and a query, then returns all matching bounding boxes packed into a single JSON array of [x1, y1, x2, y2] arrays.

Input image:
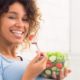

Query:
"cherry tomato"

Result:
[[56, 63, 63, 69], [46, 60, 53, 68], [28, 34, 35, 41]]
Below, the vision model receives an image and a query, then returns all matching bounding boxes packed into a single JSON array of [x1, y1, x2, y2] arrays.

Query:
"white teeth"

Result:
[[13, 33, 22, 37], [11, 30, 24, 37], [11, 30, 23, 34]]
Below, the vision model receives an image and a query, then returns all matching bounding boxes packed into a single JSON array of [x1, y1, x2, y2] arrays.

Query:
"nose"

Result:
[[15, 19, 24, 28]]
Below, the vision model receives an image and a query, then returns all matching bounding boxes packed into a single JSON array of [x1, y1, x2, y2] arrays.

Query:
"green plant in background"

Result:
[[40, 51, 69, 79]]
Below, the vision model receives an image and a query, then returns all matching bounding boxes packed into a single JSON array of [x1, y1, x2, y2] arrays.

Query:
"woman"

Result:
[[0, 0, 69, 80]]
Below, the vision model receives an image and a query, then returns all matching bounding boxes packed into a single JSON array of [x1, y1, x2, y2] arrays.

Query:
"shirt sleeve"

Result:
[[0, 57, 3, 80]]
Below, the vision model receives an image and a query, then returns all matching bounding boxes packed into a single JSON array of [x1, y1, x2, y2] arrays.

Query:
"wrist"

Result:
[[22, 72, 36, 80]]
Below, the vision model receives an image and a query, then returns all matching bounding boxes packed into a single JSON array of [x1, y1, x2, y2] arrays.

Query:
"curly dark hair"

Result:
[[0, 0, 41, 42]]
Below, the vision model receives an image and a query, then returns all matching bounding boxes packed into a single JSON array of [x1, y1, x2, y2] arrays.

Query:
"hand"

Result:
[[22, 53, 48, 80], [52, 68, 71, 80], [60, 68, 71, 79]]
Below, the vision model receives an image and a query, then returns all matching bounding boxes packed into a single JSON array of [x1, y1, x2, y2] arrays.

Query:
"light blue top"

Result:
[[0, 55, 47, 80]]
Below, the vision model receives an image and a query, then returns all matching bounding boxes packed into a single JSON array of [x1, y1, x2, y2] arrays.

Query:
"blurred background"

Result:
[[18, 0, 80, 80]]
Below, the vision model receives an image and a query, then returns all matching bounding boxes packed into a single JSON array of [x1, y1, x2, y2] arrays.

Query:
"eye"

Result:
[[22, 18, 29, 22], [8, 16, 16, 19]]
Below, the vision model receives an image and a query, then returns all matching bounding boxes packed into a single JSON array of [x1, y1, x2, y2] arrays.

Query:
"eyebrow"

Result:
[[8, 11, 18, 15], [8, 11, 27, 16]]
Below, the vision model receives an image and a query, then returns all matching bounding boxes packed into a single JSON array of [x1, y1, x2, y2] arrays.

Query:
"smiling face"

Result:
[[0, 2, 29, 44]]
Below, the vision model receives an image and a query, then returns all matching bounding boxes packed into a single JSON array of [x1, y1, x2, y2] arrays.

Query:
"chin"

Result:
[[11, 40, 23, 44], [16, 41, 23, 44]]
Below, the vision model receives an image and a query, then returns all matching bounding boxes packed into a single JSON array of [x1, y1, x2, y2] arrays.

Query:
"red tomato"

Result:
[[28, 34, 35, 41], [46, 60, 53, 68], [56, 63, 63, 69]]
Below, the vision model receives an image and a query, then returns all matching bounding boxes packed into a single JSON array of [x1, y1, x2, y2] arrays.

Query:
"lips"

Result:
[[10, 30, 24, 38]]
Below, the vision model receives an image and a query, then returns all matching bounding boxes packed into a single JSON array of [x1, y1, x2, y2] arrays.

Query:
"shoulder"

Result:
[[0, 54, 6, 63], [0, 55, 3, 74], [0, 55, 10, 69], [0, 55, 4, 68], [0, 55, 3, 65]]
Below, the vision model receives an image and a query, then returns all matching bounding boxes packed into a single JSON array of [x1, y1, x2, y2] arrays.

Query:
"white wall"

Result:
[[36, 0, 70, 53], [71, 0, 80, 54], [68, 0, 80, 80]]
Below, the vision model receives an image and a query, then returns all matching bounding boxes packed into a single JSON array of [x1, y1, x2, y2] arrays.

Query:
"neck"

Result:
[[0, 37, 18, 57]]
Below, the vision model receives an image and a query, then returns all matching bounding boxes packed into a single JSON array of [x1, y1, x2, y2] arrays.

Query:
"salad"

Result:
[[40, 51, 69, 79]]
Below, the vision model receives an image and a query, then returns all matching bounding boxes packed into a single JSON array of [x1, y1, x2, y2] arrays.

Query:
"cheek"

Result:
[[6, 20, 15, 26], [2, 17, 16, 26], [0, 26, 8, 37], [1, 23, 10, 33], [25, 23, 29, 32], [0, 20, 12, 36], [24, 24, 29, 37], [1, 19, 16, 32]]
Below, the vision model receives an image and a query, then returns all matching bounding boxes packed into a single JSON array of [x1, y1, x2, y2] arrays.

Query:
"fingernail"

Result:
[[40, 53, 44, 56]]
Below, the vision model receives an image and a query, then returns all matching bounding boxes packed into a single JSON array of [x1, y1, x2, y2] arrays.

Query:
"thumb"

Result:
[[31, 53, 40, 63]]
